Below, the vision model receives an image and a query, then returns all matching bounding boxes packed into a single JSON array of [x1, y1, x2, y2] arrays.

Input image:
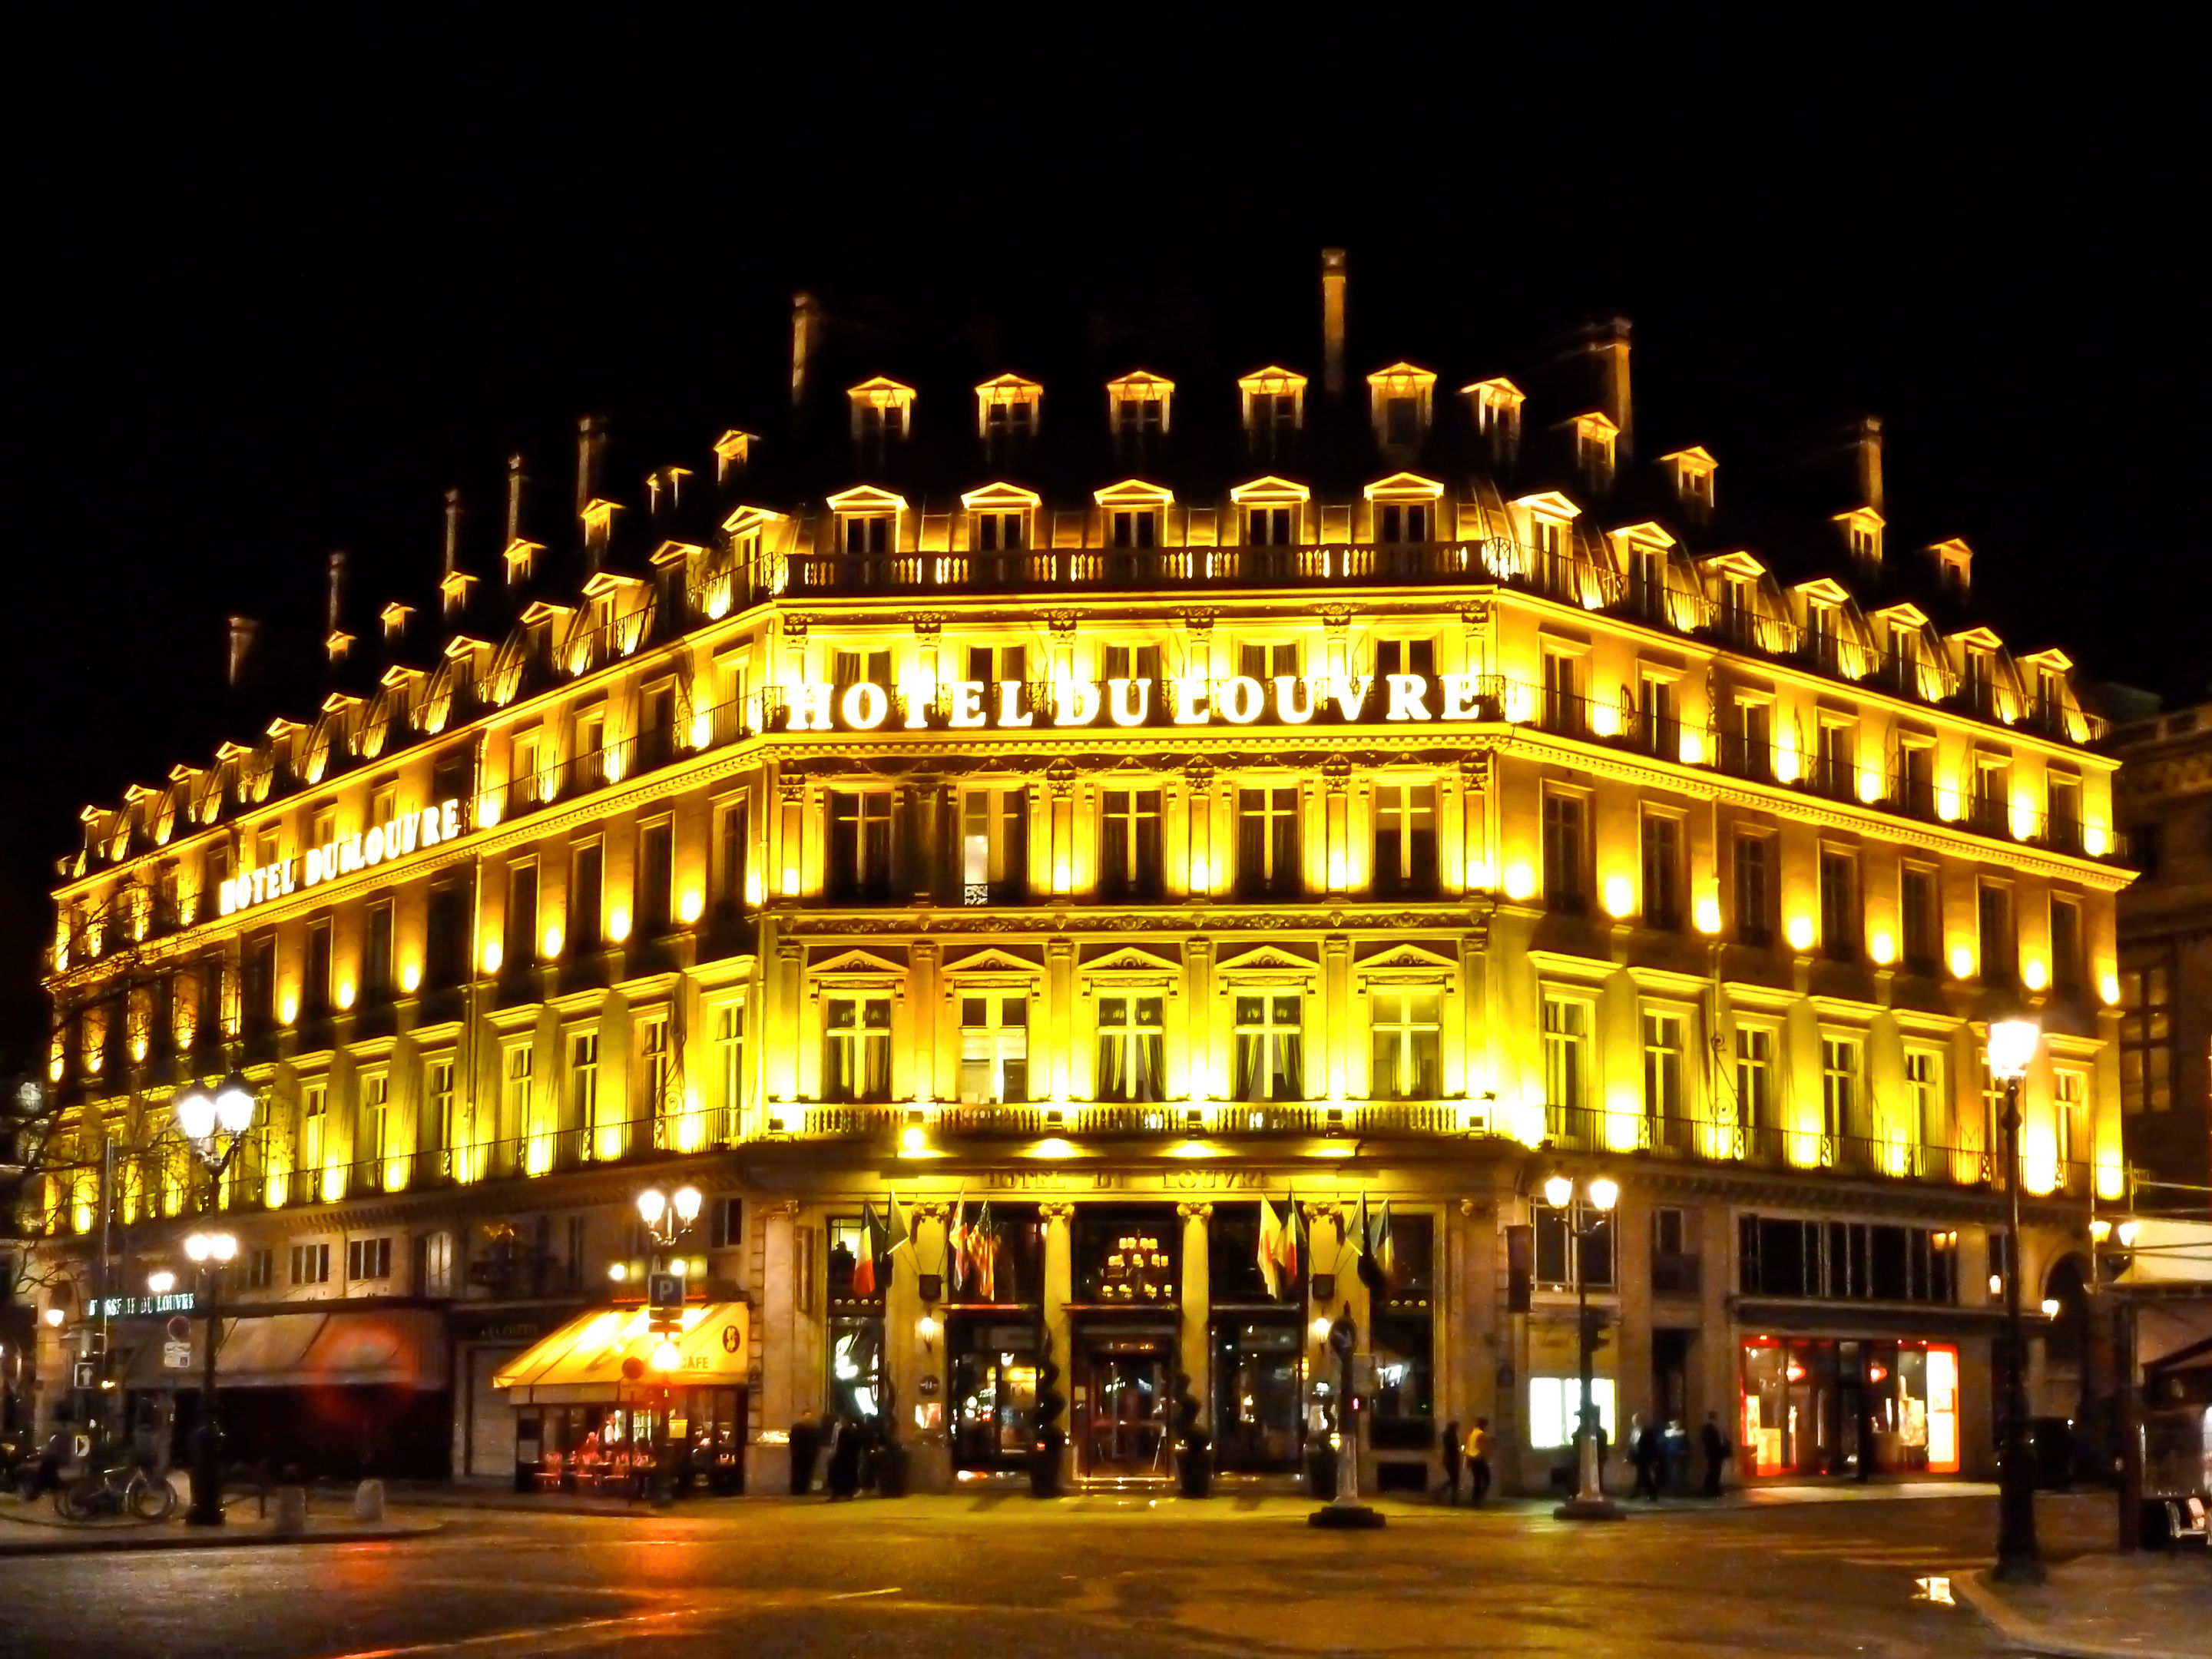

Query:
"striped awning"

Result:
[[491, 1303, 750, 1403]]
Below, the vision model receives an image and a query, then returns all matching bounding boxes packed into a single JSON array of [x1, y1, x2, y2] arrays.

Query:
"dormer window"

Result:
[[712, 430, 753, 484], [1927, 536, 1972, 597], [504, 541, 538, 585], [1368, 363, 1437, 449], [380, 601, 412, 643], [961, 485, 1039, 571], [827, 487, 907, 561], [1659, 446, 1717, 518], [1238, 367, 1307, 455], [1229, 478, 1309, 553], [1836, 508, 1885, 566], [975, 375, 1041, 453], [1463, 377, 1525, 449], [848, 379, 916, 470], [1111, 508, 1157, 548], [1570, 413, 1618, 486], [1108, 371, 1173, 459]]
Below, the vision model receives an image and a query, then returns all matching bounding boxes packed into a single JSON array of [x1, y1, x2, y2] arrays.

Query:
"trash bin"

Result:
[[2028, 1417, 2073, 1491]]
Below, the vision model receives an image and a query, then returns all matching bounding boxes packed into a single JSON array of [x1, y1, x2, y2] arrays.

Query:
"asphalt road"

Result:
[[0, 1490, 2125, 1658]]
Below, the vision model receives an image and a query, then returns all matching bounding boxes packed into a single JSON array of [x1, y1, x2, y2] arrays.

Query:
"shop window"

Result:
[[959, 993, 1030, 1105], [1095, 995, 1164, 1103], [950, 1321, 1040, 1472], [823, 997, 892, 1102], [1233, 994, 1304, 1101], [1100, 789, 1163, 899], [1370, 990, 1441, 1100], [1530, 1376, 1617, 1450]]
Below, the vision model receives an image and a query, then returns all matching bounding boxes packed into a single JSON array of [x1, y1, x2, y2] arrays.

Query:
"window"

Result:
[[1373, 783, 1435, 896], [568, 841, 604, 953], [1244, 505, 1294, 545], [1542, 791, 1588, 913], [640, 1015, 673, 1134], [505, 859, 538, 970], [2055, 1069, 2085, 1184], [290, 1242, 330, 1286], [1370, 990, 1441, 1100], [1901, 863, 1940, 974], [959, 994, 1030, 1105], [713, 1002, 746, 1141], [965, 644, 1028, 688], [246, 1247, 275, 1291], [974, 508, 1026, 551], [359, 1072, 389, 1181], [1905, 1050, 1943, 1172], [1100, 789, 1163, 899], [1096, 995, 1164, 1103], [1816, 720, 1854, 798], [503, 1043, 532, 1140], [512, 732, 547, 806], [1101, 643, 1161, 685], [961, 788, 1028, 904], [1977, 881, 2015, 984], [833, 648, 892, 693], [2049, 896, 2084, 995], [1738, 1216, 1956, 1305], [1819, 848, 1859, 962], [1543, 994, 1594, 1144], [714, 797, 750, 916], [1376, 502, 1429, 543], [571, 1031, 603, 1154], [1734, 833, 1774, 948], [1383, 397, 1419, 446], [841, 513, 892, 555], [1236, 787, 1300, 898], [360, 900, 394, 1002], [1641, 813, 1683, 930], [1233, 995, 1303, 1101], [2118, 956, 2174, 1113], [823, 997, 892, 1102], [829, 791, 895, 902], [429, 1059, 456, 1168], [426, 879, 469, 989], [1736, 1026, 1778, 1158], [300, 1083, 328, 1183], [421, 1231, 454, 1297], [1973, 758, 2011, 833], [1541, 649, 1583, 735], [2125, 822, 2161, 879], [1639, 674, 1677, 756], [244, 932, 277, 1031], [1643, 1011, 1688, 1151], [1823, 1036, 1866, 1157], [346, 1237, 392, 1282], [1534, 1200, 1613, 1290], [637, 818, 674, 935], [1110, 508, 1158, 549], [1728, 697, 1773, 777], [1528, 1377, 1618, 1449], [1239, 641, 1302, 680], [2048, 775, 2082, 849], [1373, 637, 1434, 680], [1247, 391, 1298, 448], [303, 916, 333, 1021]]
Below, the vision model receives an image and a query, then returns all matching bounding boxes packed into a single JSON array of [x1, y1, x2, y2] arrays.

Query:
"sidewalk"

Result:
[[0, 1494, 439, 1555], [1956, 1553, 2211, 1659]]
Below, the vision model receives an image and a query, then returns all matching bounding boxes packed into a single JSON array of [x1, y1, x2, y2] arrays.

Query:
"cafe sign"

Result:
[[219, 798, 465, 916]]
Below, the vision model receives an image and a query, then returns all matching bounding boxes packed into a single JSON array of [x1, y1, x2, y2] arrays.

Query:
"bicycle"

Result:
[[55, 1462, 177, 1522]]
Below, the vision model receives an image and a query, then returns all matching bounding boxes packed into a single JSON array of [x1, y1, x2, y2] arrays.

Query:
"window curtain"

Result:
[[1098, 1009, 1126, 1102]]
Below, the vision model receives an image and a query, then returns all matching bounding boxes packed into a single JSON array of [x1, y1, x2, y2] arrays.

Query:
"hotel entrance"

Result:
[[1074, 1326, 1174, 1480]]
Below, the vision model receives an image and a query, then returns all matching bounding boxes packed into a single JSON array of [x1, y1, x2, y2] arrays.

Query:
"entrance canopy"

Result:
[[123, 1309, 448, 1391], [492, 1303, 750, 1405]]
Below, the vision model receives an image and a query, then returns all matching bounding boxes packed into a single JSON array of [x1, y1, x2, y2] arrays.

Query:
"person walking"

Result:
[[1465, 1418, 1493, 1504], [1440, 1418, 1463, 1504], [1629, 1413, 1662, 1502], [826, 1416, 862, 1500], [1663, 1417, 1690, 1496], [1700, 1411, 1729, 1498]]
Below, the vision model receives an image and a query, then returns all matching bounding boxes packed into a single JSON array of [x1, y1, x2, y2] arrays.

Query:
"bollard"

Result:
[[274, 1487, 308, 1535], [353, 1479, 385, 1522]]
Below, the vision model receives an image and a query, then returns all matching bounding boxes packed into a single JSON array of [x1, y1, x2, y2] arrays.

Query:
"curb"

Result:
[[0, 1521, 442, 1558], [1953, 1568, 2201, 1659]]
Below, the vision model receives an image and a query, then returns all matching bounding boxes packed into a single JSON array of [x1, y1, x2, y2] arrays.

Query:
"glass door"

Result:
[[1076, 1332, 1171, 1479], [1211, 1314, 1302, 1472]]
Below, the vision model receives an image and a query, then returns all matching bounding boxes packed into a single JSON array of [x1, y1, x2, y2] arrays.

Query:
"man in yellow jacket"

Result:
[[1464, 1419, 1492, 1503]]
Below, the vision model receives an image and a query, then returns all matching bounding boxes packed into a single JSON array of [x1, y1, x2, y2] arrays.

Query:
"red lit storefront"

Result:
[[1738, 1337, 1962, 1479]]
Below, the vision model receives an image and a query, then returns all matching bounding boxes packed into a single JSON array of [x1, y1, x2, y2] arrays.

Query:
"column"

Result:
[[1182, 937, 1213, 1106], [1041, 1203, 1075, 1485], [1178, 1202, 1213, 1442], [751, 1200, 800, 1495], [1046, 938, 1075, 1103], [1322, 935, 1352, 1103], [910, 942, 939, 1107], [902, 1205, 951, 1492]]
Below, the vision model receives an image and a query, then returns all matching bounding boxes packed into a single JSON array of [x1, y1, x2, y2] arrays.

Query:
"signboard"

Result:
[[165, 1316, 193, 1342], [218, 798, 465, 917], [90, 1292, 197, 1320], [647, 1273, 684, 1314], [162, 1341, 193, 1370]]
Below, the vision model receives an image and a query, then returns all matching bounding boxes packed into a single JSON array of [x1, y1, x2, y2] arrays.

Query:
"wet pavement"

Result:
[[0, 1488, 2179, 1657]]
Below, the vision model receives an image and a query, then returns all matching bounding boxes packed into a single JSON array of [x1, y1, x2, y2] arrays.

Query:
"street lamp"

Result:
[[174, 1071, 257, 1528], [147, 1270, 176, 1296], [1987, 1015, 2044, 1583], [1545, 1171, 1621, 1521], [635, 1185, 702, 1503]]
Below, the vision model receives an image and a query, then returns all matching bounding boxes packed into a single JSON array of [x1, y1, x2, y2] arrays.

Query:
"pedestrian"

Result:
[[1465, 1418, 1493, 1504], [1663, 1417, 1689, 1496], [1629, 1413, 1662, 1502], [1700, 1410, 1729, 1498], [1440, 1417, 1462, 1503], [826, 1416, 862, 1500], [787, 1412, 820, 1497]]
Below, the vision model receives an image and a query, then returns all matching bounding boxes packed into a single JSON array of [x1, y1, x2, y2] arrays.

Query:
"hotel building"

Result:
[[23, 255, 2133, 1496]]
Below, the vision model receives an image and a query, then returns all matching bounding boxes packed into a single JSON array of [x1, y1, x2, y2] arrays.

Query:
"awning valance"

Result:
[[492, 1303, 750, 1404], [121, 1309, 448, 1391]]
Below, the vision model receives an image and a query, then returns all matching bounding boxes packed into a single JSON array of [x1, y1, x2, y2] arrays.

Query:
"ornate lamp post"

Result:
[[636, 1185, 700, 1503], [1546, 1171, 1621, 1521], [174, 1073, 256, 1527], [1987, 1015, 2044, 1583]]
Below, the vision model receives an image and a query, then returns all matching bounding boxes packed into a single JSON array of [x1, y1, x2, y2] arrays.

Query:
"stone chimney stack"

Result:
[[325, 551, 349, 664], [1320, 249, 1347, 402], [1566, 316, 1634, 462], [505, 454, 526, 553], [442, 487, 462, 578], [1853, 416, 1885, 514], [575, 415, 607, 518], [792, 291, 821, 409], [225, 615, 258, 688]]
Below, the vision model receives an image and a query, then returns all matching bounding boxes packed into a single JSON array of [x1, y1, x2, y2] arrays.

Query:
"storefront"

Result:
[[1738, 1337, 1961, 1479], [944, 1204, 1044, 1478], [493, 1303, 750, 1495]]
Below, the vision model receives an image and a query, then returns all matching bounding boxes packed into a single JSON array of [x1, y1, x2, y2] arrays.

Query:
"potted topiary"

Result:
[[874, 1368, 909, 1497], [1174, 1369, 1212, 1498], [1029, 1330, 1066, 1498]]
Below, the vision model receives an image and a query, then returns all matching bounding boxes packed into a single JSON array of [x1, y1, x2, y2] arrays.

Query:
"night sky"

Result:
[[7, 16, 2203, 1060]]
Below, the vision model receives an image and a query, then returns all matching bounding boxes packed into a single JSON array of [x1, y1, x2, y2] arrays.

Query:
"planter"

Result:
[[1176, 1446, 1212, 1499], [1305, 1445, 1339, 1501], [876, 1442, 910, 1498], [1028, 1435, 1065, 1498]]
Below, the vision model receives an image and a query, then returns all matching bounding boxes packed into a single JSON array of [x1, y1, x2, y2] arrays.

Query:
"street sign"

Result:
[[71, 1361, 97, 1389], [647, 1272, 684, 1313], [162, 1340, 193, 1370], [165, 1315, 193, 1342]]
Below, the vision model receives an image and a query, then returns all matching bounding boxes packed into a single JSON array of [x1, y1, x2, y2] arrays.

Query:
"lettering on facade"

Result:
[[1161, 1169, 1267, 1190], [982, 1169, 1128, 1191], [218, 798, 464, 917], [90, 1292, 199, 1319]]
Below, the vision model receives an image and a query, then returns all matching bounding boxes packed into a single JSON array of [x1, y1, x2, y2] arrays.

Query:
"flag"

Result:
[[886, 1190, 912, 1259], [946, 1194, 970, 1293], [973, 1201, 998, 1301], [850, 1200, 880, 1298], [1354, 1190, 1386, 1294], [1372, 1199, 1399, 1292], [1257, 1197, 1284, 1300], [1278, 1191, 1303, 1287]]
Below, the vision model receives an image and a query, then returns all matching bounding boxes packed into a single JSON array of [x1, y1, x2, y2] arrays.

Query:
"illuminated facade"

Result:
[[27, 257, 2129, 1493]]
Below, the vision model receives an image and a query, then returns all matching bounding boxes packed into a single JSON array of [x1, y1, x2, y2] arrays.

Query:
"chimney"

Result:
[[1320, 250, 1347, 402], [792, 290, 821, 409], [225, 615, 258, 688], [325, 551, 350, 667], [1852, 416, 1884, 514], [1571, 317, 1634, 462], [442, 487, 462, 578], [505, 453, 525, 547], [575, 415, 607, 517]]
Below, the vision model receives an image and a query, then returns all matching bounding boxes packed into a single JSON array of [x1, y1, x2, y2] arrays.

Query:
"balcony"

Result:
[[1651, 1253, 1701, 1296]]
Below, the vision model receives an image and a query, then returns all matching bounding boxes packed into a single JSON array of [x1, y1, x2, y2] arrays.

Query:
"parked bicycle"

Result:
[[55, 1460, 176, 1522]]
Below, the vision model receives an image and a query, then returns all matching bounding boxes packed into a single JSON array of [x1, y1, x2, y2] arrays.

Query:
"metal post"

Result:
[[189, 1256, 224, 1526], [1993, 1075, 2043, 1581], [1555, 1208, 1620, 1520]]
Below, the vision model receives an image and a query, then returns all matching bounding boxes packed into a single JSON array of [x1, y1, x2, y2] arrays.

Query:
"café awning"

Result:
[[492, 1303, 750, 1405], [122, 1309, 448, 1391]]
